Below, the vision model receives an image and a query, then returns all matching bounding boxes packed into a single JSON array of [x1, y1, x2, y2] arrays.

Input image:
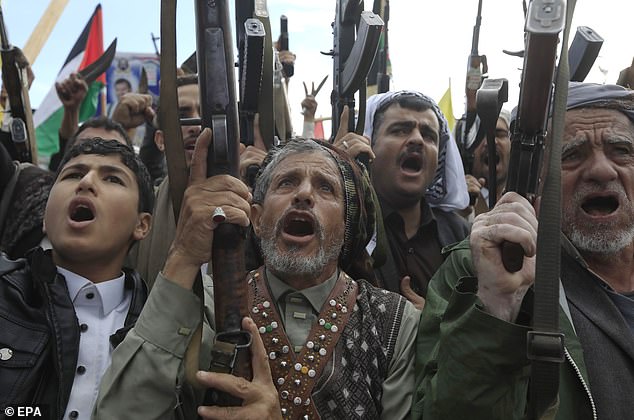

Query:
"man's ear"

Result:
[[132, 213, 152, 241], [251, 203, 263, 237], [154, 129, 165, 152]]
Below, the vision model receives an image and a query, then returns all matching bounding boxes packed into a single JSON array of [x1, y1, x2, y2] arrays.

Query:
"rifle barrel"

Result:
[[0, 6, 11, 50]]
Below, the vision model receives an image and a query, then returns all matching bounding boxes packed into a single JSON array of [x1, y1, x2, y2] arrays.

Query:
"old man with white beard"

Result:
[[411, 82, 634, 420]]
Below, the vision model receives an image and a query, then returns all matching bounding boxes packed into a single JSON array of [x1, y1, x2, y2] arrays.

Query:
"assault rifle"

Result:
[[464, 0, 488, 135], [328, 0, 383, 168], [279, 15, 293, 79], [502, 0, 565, 272], [503, 0, 565, 272], [0, 5, 37, 164], [367, 0, 390, 95], [194, 0, 252, 405]]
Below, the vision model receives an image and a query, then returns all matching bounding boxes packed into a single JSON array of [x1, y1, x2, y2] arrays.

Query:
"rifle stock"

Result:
[[194, 0, 252, 405], [503, 0, 565, 273], [0, 5, 37, 164]]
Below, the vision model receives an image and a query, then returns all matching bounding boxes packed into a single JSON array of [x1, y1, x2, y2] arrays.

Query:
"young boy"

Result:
[[0, 138, 153, 419]]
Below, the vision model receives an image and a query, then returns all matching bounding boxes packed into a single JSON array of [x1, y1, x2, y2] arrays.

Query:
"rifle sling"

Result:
[[528, 0, 575, 418], [160, 0, 204, 387], [247, 267, 358, 419]]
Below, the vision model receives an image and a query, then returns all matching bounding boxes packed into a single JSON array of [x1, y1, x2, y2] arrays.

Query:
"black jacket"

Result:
[[0, 248, 147, 419]]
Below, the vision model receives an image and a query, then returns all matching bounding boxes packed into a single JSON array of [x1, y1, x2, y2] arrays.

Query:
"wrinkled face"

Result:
[[177, 83, 202, 166], [252, 152, 345, 280], [471, 117, 511, 186], [370, 104, 439, 209], [561, 108, 634, 255], [44, 153, 148, 267], [76, 127, 128, 146]]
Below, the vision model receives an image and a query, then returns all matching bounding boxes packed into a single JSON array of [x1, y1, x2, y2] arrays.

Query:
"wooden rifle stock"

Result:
[[194, 0, 252, 406], [0, 5, 37, 164], [503, 0, 564, 273]]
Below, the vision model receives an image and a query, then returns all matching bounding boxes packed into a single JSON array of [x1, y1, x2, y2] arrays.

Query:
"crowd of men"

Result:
[[1, 20, 633, 420]]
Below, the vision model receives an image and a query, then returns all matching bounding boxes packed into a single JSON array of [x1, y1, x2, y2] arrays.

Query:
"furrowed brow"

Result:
[[561, 137, 587, 155]]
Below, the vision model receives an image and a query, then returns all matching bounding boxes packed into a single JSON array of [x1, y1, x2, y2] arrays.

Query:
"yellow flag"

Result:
[[438, 82, 456, 133]]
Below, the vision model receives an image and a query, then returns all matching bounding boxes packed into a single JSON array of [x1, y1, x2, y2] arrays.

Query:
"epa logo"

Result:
[[4, 406, 44, 417]]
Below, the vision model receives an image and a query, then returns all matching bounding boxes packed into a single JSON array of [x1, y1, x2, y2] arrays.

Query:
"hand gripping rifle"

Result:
[[193, 0, 253, 406], [0, 5, 37, 164], [499, 3, 573, 418], [328, 0, 383, 168], [502, 0, 565, 273]]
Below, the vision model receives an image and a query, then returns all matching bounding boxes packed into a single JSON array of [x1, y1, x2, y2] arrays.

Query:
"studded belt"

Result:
[[247, 267, 358, 420]]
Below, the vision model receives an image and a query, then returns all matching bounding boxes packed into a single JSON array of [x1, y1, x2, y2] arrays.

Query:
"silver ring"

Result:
[[212, 206, 226, 223], [342, 140, 350, 150]]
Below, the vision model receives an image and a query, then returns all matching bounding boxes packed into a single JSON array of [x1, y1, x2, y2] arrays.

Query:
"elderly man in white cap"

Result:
[[333, 90, 470, 308]]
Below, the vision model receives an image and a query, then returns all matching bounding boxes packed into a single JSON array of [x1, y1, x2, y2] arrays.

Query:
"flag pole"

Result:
[[23, 0, 70, 65]]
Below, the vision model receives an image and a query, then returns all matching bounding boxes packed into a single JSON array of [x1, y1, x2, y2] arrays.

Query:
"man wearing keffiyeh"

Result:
[[334, 90, 470, 307], [412, 82, 634, 420]]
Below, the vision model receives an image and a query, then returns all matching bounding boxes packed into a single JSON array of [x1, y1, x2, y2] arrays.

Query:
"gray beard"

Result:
[[566, 222, 634, 255], [259, 216, 343, 279], [563, 183, 634, 256]]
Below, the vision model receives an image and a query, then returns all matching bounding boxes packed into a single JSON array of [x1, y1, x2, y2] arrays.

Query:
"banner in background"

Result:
[[104, 52, 160, 145]]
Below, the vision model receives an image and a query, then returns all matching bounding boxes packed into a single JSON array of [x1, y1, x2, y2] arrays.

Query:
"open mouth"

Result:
[[400, 155, 423, 173], [69, 201, 95, 223], [283, 213, 315, 237], [581, 195, 619, 216]]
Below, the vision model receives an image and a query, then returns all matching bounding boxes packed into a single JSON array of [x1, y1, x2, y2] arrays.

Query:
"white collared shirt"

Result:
[[57, 267, 131, 420]]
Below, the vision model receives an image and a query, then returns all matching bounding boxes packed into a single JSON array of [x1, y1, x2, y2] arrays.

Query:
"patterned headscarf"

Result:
[[254, 139, 382, 280], [363, 90, 469, 212], [567, 82, 634, 117]]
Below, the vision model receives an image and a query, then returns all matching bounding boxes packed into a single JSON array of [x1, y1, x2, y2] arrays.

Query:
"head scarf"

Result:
[[567, 82, 634, 118], [363, 90, 469, 212]]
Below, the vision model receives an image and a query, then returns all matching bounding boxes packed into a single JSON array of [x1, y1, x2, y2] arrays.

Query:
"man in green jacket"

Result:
[[411, 82, 634, 420]]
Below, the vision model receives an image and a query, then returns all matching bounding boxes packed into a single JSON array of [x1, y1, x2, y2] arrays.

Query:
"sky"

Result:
[[3, 0, 634, 136]]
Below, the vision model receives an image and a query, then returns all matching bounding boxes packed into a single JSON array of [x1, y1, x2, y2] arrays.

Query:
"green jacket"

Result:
[[410, 238, 596, 420]]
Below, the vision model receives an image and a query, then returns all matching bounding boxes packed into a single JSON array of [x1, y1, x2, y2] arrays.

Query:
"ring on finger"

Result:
[[212, 206, 227, 223], [342, 140, 350, 150]]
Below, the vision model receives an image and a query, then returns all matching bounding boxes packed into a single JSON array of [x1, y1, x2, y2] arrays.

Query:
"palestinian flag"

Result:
[[34, 4, 104, 159]]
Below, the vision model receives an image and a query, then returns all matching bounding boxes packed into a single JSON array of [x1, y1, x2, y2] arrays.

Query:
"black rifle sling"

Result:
[[528, 0, 575, 418]]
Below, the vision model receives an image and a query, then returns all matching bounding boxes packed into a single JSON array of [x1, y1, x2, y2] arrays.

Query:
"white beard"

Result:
[[563, 182, 634, 255], [259, 215, 343, 278]]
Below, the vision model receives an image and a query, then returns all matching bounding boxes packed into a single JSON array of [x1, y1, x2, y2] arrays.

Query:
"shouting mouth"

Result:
[[581, 194, 619, 217], [281, 211, 316, 245], [400, 153, 423, 174], [68, 199, 96, 227]]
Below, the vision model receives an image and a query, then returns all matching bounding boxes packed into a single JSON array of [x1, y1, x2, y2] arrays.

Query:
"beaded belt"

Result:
[[247, 267, 358, 420]]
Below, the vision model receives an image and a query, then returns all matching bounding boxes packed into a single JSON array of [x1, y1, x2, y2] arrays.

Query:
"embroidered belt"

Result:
[[247, 267, 358, 420]]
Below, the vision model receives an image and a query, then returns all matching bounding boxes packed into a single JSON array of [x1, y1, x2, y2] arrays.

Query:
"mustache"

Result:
[[396, 144, 423, 162]]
